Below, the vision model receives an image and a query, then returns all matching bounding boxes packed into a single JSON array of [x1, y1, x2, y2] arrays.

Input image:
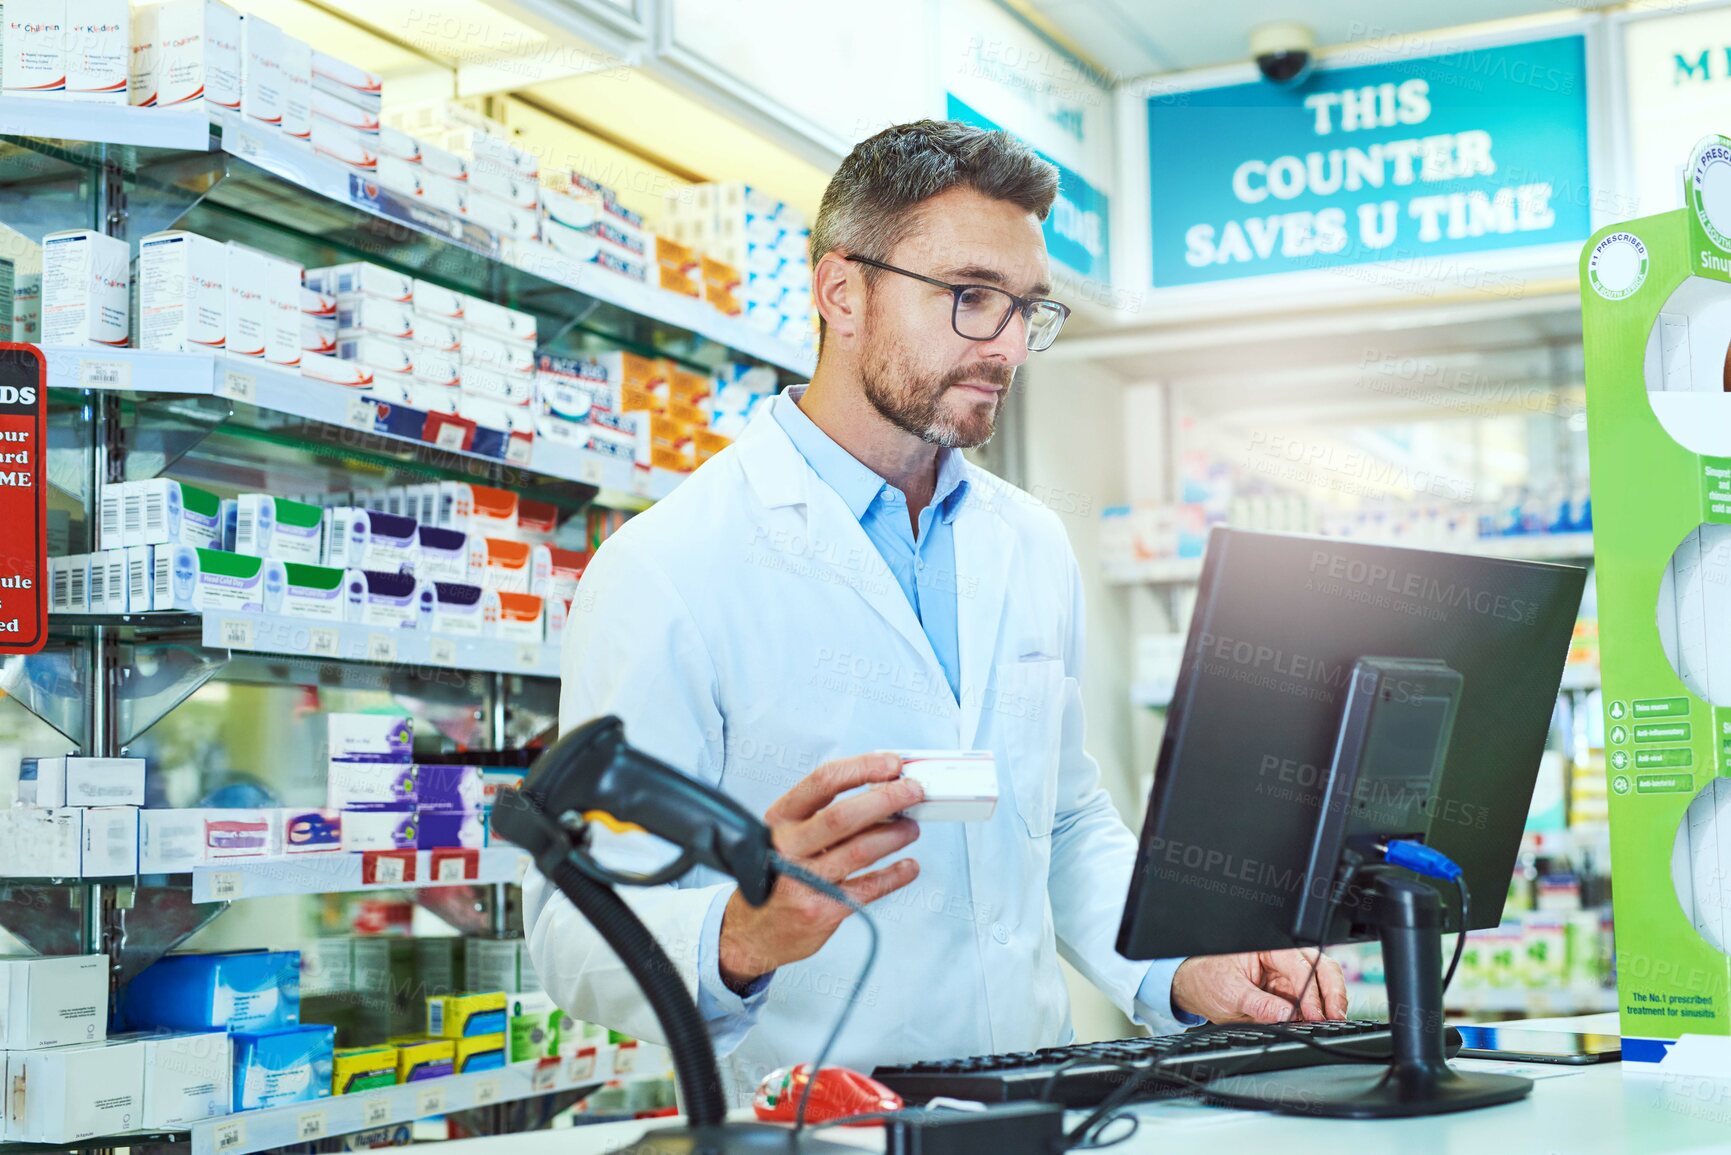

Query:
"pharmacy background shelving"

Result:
[[0, 95, 728, 1153], [183, 1044, 669, 1155], [1104, 531, 1597, 586]]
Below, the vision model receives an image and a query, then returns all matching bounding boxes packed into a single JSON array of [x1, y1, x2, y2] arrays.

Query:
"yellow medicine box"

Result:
[[426, 991, 507, 1039]]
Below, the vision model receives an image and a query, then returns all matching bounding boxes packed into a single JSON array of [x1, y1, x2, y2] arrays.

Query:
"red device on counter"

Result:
[[753, 1064, 903, 1126]]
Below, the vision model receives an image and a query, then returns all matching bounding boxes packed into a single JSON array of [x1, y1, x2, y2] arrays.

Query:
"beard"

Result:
[[860, 341, 1016, 449]]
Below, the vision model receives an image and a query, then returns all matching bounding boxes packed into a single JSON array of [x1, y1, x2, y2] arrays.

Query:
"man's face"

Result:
[[858, 187, 1050, 449]]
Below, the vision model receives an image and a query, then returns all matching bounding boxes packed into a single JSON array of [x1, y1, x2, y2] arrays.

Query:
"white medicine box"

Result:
[[9, 1038, 144, 1142], [138, 231, 226, 353], [41, 230, 130, 348], [0, 953, 109, 1049]]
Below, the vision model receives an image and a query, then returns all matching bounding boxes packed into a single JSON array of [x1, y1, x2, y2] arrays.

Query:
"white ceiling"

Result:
[[1023, 0, 1620, 79]]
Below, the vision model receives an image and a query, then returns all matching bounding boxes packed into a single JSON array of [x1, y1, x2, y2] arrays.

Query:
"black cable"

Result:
[[1443, 874, 1471, 995], [768, 853, 879, 1136], [1057, 865, 1363, 1150], [546, 856, 728, 1128]]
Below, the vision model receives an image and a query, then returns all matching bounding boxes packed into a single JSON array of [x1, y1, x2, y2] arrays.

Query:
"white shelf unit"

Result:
[[1344, 981, 1617, 1019], [199, 611, 560, 679], [188, 848, 529, 902], [44, 346, 690, 500], [216, 113, 815, 377], [1106, 532, 1596, 586], [179, 1044, 669, 1155], [0, 97, 212, 149]]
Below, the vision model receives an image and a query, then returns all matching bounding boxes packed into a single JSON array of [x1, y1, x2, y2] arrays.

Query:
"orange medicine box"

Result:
[[668, 367, 711, 405], [695, 428, 730, 464], [657, 264, 701, 299], [655, 235, 699, 276], [703, 284, 743, 316], [700, 255, 741, 293]]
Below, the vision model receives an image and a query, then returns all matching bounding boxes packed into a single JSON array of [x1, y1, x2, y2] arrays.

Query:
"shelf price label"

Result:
[[631, 471, 653, 498], [516, 642, 540, 670], [219, 369, 256, 405], [578, 456, 605, 486], [429, 637, 457, 666], [220, 616, 256, 649], [207, 871, 244, 900], [308, 627, 340, 658], [0, 343, 46, 657], [344, 396, 376, 430], [366, 634, 396, 663], [363, 1095, 391, 1127], [474, 1078, 501, 1106], [296, 1110, 326, 1141], [212, 1119, 246, 1153], [534, 1057, 563, 1091], [80, 358, 129, 390], [416, 1085, 446, 1116]]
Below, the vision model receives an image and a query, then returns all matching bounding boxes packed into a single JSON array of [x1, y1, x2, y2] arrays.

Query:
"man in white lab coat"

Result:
[[525, 121, 1346, 1095]]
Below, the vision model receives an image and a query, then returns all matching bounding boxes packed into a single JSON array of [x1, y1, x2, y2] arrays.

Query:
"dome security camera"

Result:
[[1250, 22, 1316, 87]]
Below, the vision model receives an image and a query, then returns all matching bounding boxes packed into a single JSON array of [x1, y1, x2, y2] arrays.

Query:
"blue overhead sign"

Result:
[[1146, 35, 1591, 287], [948, 93, 1111, 282]]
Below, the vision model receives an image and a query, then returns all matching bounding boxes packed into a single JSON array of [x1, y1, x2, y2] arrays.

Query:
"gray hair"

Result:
[[811, 120, 1059, 343]]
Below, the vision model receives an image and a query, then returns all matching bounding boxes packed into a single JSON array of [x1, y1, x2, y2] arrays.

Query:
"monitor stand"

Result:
[[1201, 874, 1532, 1119]]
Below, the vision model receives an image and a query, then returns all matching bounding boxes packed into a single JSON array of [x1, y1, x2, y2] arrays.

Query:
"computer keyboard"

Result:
[[873, 1020, 1461, 1107]]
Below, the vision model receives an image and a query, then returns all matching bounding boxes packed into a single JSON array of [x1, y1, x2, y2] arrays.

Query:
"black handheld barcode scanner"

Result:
[[490, 716, 854, 1155]]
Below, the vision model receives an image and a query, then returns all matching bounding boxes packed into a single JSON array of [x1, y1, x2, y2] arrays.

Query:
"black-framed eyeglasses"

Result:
[[846, 255, 1071, 352]]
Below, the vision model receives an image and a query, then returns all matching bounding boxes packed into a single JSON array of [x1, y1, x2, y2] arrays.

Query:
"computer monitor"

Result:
[[1116, 528, 1586, 1118]]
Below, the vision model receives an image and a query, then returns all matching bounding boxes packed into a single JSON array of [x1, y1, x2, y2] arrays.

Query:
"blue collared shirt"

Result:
[[771, 387, 967, 698]]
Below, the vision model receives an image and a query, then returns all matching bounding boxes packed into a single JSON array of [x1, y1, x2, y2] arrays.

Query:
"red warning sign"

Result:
[[0, 344, 46, 654]]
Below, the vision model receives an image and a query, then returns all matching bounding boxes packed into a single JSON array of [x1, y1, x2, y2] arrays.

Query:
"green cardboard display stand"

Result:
[[1581, 135, 1731, 1073]]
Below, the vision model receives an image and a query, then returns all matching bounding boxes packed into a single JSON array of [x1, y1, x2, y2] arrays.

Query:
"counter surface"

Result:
[[445, 1017, 1731, 1155]]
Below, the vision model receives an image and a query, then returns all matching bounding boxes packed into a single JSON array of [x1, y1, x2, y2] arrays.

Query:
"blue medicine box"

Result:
[[122, 950, 301, 1033], [232, 1024, 336, 1111]]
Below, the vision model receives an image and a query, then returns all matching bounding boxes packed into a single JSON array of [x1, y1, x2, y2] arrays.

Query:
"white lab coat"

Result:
[[524, 394, 1183, 1097]]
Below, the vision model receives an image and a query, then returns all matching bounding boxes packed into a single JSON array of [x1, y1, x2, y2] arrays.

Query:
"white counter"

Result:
[[440, 1017, 1731, 1155]]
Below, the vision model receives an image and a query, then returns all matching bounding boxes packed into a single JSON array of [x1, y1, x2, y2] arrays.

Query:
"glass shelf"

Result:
[[43, 348, 680, 508], [0, 112, 815, 380]]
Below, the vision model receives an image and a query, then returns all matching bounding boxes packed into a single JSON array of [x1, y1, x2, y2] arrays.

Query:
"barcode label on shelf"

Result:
[[344, 396, 375, 430], [366, 634, 396, 663], [578, 457, 604, 486], [221, 617, 256, 649], [296, 1110, 326, 1141], [563, 1050, 594, 1082], [475, 1078, 501, 1105], [416, 1086, 445, 1116], [631, 471, 653, 497], [370, 854, 408, 885], [516, 643, 540, 669], [507, 438, 531, 466], [434, 424, 467, 450], [231, 126, 262, 159], [213, 1119, 246, 1153], [308, 628, 340, 658], [80, 358, 129, 389], [363, 1096, 390, 1126], [614, 1042, 637, 1073], [535, 1058, 563, 1090], [429, 637, 457, 666], [208, 871, 243, 899], [219, 369, 256, 404], [435, 856, 468, 882]]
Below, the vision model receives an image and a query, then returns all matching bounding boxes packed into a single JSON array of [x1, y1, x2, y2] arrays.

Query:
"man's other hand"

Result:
[[1171, 949, 1349, 1023], [718, 752, 923, 994]]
